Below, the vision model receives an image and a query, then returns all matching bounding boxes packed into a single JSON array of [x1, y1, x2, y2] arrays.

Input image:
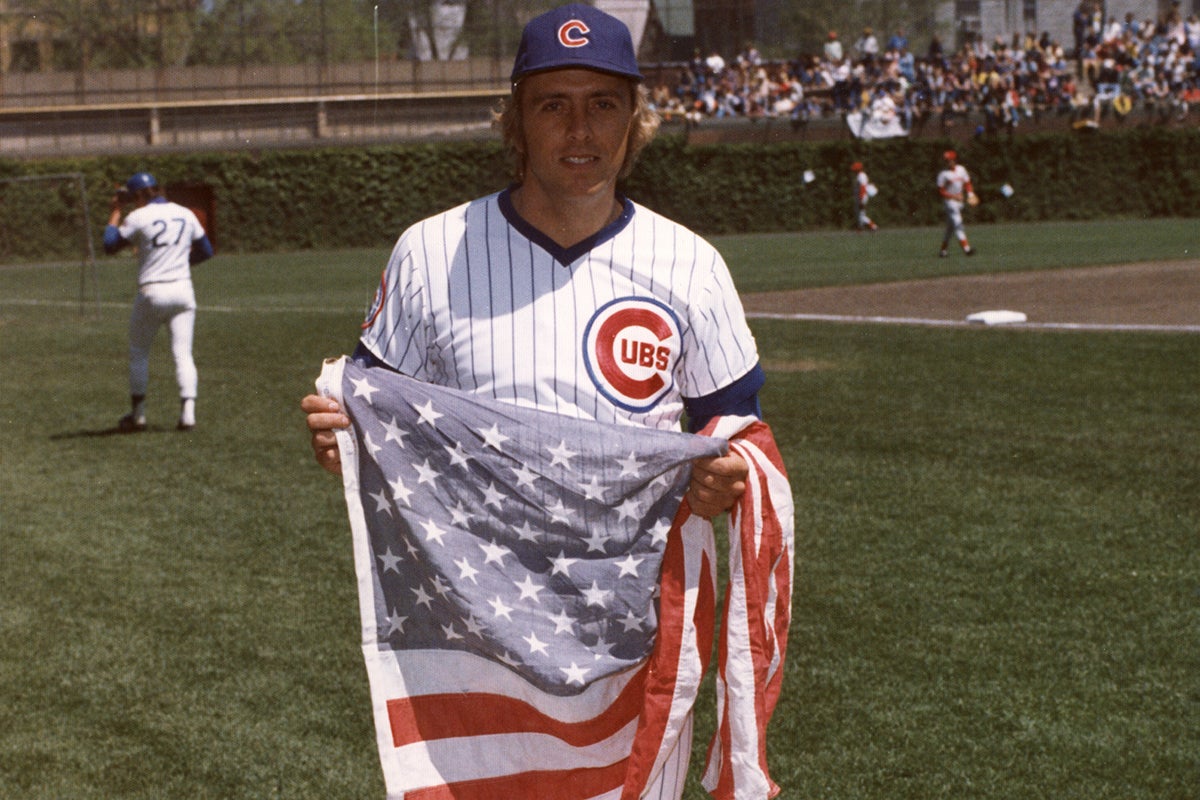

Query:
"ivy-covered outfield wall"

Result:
[[2, 127, 1198, 263]]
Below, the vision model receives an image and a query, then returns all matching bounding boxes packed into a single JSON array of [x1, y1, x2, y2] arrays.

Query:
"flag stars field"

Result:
[[488, 596, 514, 622], [511, 463, 539, 488], [384, 611, 407, 636], [549, 609, 575, 635], [369, 488, 392, 516], [561, 663, 591, 685], [649, 519, 672, 545], [547, 440, 578, 467], [523, 632, 549, 656], [578, 474, 606, 500], [327, 358, 725, 698], [514, 574, 544, 602], [350, 375, 379, 402], [412, 399, 442, 426], [412, 459, 440, 486], [381, 416, 408, 446], [389, 476, 414, 506], [443, 442, 472, 468], [477, 423, 510, 450], [616, 453, 645, 477], [582, 581, 612, 607], [551, 552, 578, 576], [419, 518, 447, 545], [615, 554, 643, 577], [411, 585, 433, 609], [481, 482, 506, 509], [479, 540, 510, 565], [454, 557, 479, 584], [377, 547, 403, 573], [615, 497, 642, 522]]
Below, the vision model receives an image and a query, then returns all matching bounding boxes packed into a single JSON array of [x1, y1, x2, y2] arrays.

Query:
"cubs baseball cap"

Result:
[[510, 3, 643, 84], [126, 172, 157, 191]]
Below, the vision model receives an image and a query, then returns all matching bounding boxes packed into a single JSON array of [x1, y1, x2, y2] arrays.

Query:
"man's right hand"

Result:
[[301, 394, 350, 475]]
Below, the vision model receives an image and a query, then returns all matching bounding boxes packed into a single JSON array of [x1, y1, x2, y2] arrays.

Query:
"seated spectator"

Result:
[[705, 50, 726, 77], [928, 34, 945, 64]]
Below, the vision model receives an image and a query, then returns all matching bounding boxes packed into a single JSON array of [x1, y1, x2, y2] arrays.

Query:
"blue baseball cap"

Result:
[[126, 172, 157, 192], [510, 3, 642, 84]]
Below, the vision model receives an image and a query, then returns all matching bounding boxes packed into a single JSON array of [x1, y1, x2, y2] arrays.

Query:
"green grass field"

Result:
[[1, 220, 1197, 799]]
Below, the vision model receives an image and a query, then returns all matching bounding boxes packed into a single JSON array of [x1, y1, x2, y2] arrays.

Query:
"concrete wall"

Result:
[[0, 57, 510, 109]]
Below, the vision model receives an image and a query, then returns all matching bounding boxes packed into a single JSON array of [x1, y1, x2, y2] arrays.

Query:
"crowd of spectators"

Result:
[[647, 3, 1200, 136]]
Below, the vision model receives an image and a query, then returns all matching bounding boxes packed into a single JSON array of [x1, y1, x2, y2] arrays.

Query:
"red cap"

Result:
[[851, 161, 863, 171], [943, 149, 957, 161]]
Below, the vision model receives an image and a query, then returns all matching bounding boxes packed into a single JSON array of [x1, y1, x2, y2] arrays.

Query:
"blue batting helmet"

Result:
[[126, 172, 158, 192]]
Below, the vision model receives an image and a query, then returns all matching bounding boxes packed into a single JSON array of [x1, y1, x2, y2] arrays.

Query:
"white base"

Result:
[[966, 309, 1028, 325]]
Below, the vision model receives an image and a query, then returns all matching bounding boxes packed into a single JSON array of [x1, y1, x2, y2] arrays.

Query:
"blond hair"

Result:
[[493, 78, 660, 182]]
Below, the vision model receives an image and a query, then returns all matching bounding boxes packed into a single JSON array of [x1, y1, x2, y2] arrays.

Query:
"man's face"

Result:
[[517, 68, 634, 202]]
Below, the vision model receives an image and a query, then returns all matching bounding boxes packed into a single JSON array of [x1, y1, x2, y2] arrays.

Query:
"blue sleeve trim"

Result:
[[190, 235, 214, 265], [352, 341, 395, 370], [683, 363, 766, 433], [103, 225, 126, 254]]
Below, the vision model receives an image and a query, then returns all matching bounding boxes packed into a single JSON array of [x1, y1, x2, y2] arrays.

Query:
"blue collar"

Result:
[[498, 187, 634, 267]]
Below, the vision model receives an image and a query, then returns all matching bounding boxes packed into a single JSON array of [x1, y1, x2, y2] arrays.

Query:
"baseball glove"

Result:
[[966, 192, 980, 207]]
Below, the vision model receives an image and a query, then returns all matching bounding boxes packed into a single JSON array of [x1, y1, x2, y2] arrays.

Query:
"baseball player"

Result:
[[936, 149, 977, 257], [103, 172, 213, 432], [851, 160, 878, 231], [301, 5, 784, 798]]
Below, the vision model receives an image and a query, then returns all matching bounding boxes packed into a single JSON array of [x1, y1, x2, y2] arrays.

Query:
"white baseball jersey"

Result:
[[855, 170, 871, 202], [359, 189, 761, 432], [117, 198, 207, 285], [937, 164, 972, 203]]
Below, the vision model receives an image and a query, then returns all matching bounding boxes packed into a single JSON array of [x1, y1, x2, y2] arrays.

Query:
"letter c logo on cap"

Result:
[[558, 19, 590, 47]]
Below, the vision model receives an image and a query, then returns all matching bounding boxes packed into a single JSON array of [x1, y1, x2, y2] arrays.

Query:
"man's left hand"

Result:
[[688, 452, 749, 518]]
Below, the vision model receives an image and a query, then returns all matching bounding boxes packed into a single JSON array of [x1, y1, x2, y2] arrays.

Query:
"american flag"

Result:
[[318, 357, 794, 799]]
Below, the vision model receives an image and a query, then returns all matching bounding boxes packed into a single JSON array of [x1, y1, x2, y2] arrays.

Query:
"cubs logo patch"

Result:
[[583, 297, 681, 412], [361, 270, 387, 330], [558, 19, 590, 48]]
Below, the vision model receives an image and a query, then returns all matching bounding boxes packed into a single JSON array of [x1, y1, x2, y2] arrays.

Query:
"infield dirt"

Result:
[[741, 261, 1200, 328]]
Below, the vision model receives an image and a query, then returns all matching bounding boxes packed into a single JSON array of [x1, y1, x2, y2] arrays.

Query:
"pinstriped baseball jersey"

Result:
[[359, 188, 760, 431]]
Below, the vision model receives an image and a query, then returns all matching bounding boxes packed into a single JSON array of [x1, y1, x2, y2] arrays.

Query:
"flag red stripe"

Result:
[[738, 437, 786, 783], [388, 669, 647, 749], [621, 501, 715, 797], [705, 421, 792, 798], [405, 759, 630, 800], [760, 484, 791, 715]]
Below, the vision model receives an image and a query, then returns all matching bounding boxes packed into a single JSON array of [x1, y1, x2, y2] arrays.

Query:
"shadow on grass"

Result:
[[50, 425, 188, 440]]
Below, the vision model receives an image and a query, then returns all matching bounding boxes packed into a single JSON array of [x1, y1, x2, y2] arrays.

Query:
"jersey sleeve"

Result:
[[186, 208, 206, 241], [117, 209, 142, 243], [678, 242, 761, 403], [358, 229, 432, 378]]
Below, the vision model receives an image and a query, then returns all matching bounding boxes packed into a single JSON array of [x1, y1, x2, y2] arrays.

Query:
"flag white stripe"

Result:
[[388, 718, 642, 784], [361, 649, 642, 720]]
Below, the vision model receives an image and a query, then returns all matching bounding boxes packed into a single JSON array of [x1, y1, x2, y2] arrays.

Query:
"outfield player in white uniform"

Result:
[[852, 160, 878, 231], [104, 172, 213, 431], [936, 149, 977, 257], [301, 5, 775, 798]]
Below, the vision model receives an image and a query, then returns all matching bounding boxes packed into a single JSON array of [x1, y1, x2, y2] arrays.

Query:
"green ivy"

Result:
[[2, 127, 1197, 263]]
